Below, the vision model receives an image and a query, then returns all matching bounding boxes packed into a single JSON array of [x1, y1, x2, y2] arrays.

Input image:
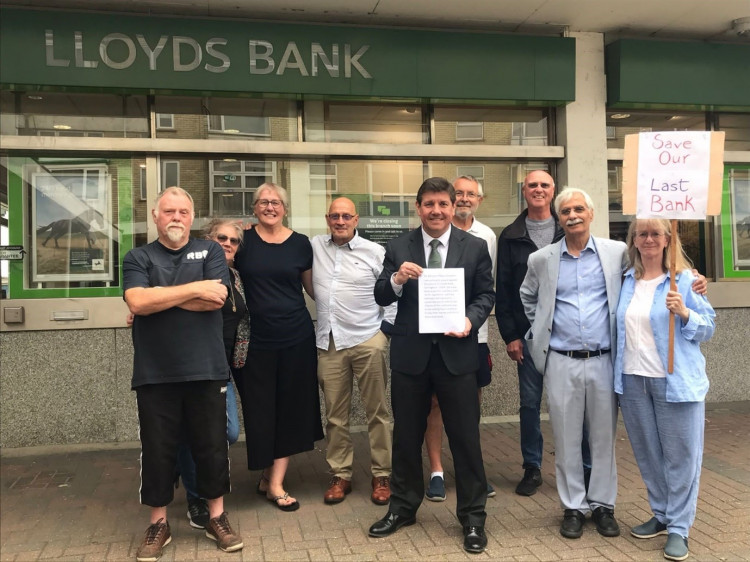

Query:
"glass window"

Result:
[[433, 107, 550, 146], [721, 166, 750, 277], [304, 101, 427, 143], [4, 155, 140, 297], [0, 91, 148, 138], [606, 110, 706, 149], [309, 162, 337, 193], [153, 96, 298, 141], [718, 113, 750, 151], [156, 114, 175, 130], [209, 159, 276, 217]]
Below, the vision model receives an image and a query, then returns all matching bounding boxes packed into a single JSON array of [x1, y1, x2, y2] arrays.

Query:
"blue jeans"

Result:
[[619, 374, 704, 537], [178, 378, 240, 500], [518, 340, 591, 470]]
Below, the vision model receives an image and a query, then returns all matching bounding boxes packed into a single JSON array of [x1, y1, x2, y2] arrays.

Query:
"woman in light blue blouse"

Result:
[[614, 219, 715, 562]]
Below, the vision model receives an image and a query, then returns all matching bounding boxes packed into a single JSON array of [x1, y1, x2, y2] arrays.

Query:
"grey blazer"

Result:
[[519, 236, 628, 375]]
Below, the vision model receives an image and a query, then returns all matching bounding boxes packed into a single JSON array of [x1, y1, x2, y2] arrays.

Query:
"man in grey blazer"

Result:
[[520, 187, 627, 540]]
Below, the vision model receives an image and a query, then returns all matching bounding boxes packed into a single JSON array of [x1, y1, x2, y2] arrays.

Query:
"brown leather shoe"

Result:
[[324, 476, 351, 504], [371, 476, 391, 505]]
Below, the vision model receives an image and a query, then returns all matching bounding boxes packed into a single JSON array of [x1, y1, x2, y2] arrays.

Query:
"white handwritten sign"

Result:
[[636, 131, 711, 219]]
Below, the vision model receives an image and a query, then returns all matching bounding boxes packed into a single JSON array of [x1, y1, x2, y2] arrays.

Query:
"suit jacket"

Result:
[[519, 236, 628, 375], [374, 226, 495, 376]]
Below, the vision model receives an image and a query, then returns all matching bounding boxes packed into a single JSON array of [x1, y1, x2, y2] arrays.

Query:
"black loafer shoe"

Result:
[[592, 506, 620, 537], [368, 512, 416, 538], [560, 509, 585, 539], [463, 526, 487, 554]]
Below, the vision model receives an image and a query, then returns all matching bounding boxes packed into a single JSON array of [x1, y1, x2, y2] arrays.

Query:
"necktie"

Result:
[[428, 239, 442, 268]]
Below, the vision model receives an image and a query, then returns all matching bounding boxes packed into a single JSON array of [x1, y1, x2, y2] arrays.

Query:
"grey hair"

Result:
[[453, 175, 484, 197], [253, 182, 289, 211], [155, 186, 195, 216], [554, 187, 595, 215], [202, 218, 244, 243]]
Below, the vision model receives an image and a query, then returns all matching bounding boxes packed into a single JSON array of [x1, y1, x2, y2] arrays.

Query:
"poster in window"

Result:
[[32, 167, 114, 282], [731, 173, 750, 267]]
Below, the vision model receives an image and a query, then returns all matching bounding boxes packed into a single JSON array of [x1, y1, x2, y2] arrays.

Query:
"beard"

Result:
[[455, 206, 473, 221], [166, 225, 185, 242]]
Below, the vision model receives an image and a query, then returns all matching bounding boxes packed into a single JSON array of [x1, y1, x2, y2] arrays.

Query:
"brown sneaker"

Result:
[[371, 476, 391, 505], [205, 512, 243, 552], [135, 518, 171, 562], [324, 476, 352, 504]]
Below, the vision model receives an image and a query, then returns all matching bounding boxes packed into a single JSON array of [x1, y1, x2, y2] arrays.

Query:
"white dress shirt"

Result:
[[390, 226, 452, 296], [463, 218, 495, 344], [312, 231, 396, 351]]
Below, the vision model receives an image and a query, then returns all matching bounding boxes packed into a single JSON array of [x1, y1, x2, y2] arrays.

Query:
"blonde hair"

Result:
[[626, 219, 693, 279], [253, 183, 289, 210]]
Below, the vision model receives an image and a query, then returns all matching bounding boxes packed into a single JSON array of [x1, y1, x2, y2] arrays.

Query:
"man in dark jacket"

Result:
[[496, 170, 590, 497]]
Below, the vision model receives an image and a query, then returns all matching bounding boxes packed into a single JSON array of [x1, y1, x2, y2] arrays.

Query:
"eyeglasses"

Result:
[[216, 234, 240, 245], [256, 199, 283, 208], [637, 231, 665, 240], [327, 213, 356, 221], [526, 182, 553, 189], [454, 191, 478, 199]]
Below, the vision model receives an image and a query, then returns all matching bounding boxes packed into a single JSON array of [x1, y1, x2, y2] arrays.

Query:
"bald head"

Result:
[[523, 170, 555, 220], [326, 197, 359, 246]]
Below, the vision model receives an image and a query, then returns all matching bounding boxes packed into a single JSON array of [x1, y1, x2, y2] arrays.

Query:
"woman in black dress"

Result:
[[233, 182, 323, 512]]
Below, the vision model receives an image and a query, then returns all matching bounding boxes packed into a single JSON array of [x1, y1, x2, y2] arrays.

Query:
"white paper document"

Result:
[[418, 268, 465, 333]]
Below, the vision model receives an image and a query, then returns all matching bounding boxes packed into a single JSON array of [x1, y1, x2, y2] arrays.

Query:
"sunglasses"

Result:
[[216, 234, 240, 245]]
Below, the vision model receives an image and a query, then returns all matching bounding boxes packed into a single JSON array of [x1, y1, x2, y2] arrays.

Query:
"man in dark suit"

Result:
[[368, 177, 495, 554]]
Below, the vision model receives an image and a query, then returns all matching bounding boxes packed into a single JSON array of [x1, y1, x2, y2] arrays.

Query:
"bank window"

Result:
[[156, 113, 175, 130], [161, 161, 180, 188], [207, 115, 270, 137], [456, 122, 484, 141], [718, 113, 750, 151], [209, 160, 276, 216], [433, 106, 550, 146], [309, 163, 337, 193], [720, 166, 750, 277], [456, 166, 484, 182], [305, 102, 427, 144], [139, 165, 147, 200], [0, 90, 148, 138], [605, 110, 706, 149]]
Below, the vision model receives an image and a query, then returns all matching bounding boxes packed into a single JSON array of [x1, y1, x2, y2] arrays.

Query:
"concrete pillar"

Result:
[[556, 31, 610, 238]]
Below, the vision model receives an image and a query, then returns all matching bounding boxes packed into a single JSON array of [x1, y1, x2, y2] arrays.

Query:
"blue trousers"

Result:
[[518, 340, 591, 470], [619, 374, 704, 538], [178, 378, 240, 500]]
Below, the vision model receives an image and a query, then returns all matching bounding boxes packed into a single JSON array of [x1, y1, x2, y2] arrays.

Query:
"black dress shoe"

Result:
[[560, 509, 585, 539], [463, 526, 487, 554], [592, 506, 620, 537], [368, 512, 416, 537]]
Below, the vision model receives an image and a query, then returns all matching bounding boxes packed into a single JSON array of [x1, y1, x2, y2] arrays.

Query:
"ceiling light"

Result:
[[223, 158, 238, 162], [53, 124, 72, 130], [732, 17, 750, 36], [28, 95, 43, 100], [139, 164, 146, 168], [610, 113, 630, 120], [666, 115, 684, 121], [224, 129, 239, 133]]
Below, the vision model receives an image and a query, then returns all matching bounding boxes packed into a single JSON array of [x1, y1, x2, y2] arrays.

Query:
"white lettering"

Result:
[[205, 38, 230, 73], [45, 30, 70, 67], [74, 31, 98, 68], [172, 36, 202, 72], [277, 41, 309, 76], [100, 33, 137, 69], [249, 40, 274, 74], [345, 44, 371, 78], [311, 43, 339, 77], [136, 35, 168, 71]]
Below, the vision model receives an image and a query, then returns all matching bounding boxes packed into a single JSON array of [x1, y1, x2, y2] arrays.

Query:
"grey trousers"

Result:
[[545, 351, 618, 513]]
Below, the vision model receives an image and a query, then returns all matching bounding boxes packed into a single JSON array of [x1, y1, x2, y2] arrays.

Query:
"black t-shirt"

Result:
[[123, 238, 230, 388], [234, 228, 314, 349]]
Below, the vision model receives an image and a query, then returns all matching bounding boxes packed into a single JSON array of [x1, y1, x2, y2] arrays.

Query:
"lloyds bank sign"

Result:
[[0, 7, 576, 103]]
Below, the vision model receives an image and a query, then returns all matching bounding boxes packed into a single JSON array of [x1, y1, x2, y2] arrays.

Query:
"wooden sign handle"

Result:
[[667, 219, 677, 374]]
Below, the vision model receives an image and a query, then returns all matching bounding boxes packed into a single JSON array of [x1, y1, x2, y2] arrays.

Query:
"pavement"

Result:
[[2, 401, 749, 562]]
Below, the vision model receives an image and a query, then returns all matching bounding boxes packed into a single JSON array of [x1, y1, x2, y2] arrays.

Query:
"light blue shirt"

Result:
[[614, 268, 715, 402], [549, 236, 611, 351]]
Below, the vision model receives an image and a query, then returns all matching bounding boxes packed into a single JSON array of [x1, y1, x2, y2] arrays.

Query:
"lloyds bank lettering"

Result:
[[44, 30, 372, 78]]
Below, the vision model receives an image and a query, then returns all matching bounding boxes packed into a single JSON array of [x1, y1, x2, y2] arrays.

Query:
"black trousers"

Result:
[[136, 380, 229, 507], [389, 344, 487, 527]]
